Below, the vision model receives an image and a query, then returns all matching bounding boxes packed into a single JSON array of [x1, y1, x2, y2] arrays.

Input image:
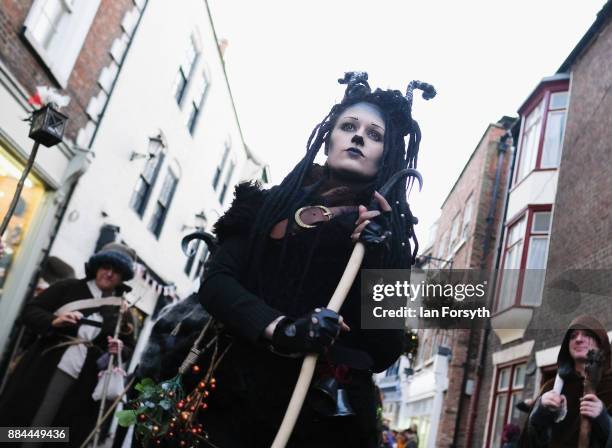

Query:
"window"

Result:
[[427, 221, 438, 249], [213, 141, 230, 190], [449, 213, 461, 250], [173, 36, 198, 105], [187, 71, 210, 135], [496, 207, 552, 311], [437, 232, 447, 260], [23, 0, 100, 87], [218, 160, 236, 204], [30, 0, 71, 49], [487, 363, 526, 447], [515, 88, 568, 184], [130, 151, 165, 217], [541, 92, 568, 168], [385, 359, 400, 377], [184, 240, 210, 279], [462, 195, 473, 239], [148, 170, 179, 238], [522, 211, 551, 306]]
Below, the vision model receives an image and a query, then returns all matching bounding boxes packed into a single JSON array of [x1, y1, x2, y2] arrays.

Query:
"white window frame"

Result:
[[462, 194, 473, 240], [23, 0, 101, 87]]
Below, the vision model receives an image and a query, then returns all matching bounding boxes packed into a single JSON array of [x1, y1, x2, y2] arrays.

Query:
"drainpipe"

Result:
[[464, 128, 516, 447]]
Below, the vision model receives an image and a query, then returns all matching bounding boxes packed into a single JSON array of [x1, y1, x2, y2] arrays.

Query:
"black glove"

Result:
[[272, 308, 341, 355], [360, 210, 392, 245]]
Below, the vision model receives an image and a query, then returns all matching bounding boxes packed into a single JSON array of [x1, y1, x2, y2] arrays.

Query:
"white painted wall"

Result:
[[506, 170, 558, 221], [51, 0, 262, 297]]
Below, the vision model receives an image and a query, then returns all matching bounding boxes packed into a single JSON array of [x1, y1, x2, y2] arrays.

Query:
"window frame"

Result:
[[187, 69, 211, 135], [130, 151, 166, 218], [148, 169, 179, 238], [494, 204, 552, 312], [173, 35, 199, 106], [22, 0, 101, 87], [212, 140, 231, 191], [485, 360, 528, 448], [513, 83, 569, 186], [218, 158, 236, 204], [462, 194, 474, 240]]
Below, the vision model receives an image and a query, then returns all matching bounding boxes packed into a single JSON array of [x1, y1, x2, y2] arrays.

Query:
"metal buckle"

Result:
[[294, 205, 333, 229]]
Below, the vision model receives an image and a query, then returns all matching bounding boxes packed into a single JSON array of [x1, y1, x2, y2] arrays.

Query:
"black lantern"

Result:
[[28, 104, 68, 147]]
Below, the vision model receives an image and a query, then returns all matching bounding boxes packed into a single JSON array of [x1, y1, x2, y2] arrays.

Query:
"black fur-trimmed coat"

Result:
[[196, 181, 405, 448]]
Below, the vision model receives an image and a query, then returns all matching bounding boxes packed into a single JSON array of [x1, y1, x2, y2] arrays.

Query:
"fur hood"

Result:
[[213, 181, 266, 244]]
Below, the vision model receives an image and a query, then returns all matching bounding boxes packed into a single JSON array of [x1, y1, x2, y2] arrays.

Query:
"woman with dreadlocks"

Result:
[[198, 72, 435, 447]]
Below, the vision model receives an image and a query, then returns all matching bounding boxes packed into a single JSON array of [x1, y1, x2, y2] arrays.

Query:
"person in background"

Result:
[[0, 243, 137, 447], [521, 315, 612, 447]]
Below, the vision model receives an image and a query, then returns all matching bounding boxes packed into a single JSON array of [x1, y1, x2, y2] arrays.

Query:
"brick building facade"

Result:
[[472, 3, 612, 446], [378, 118, 513, 447]]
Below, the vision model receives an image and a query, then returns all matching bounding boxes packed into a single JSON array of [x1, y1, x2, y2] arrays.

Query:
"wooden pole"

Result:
[[271, 242, 365, 448], [92, 298, 125, 448]]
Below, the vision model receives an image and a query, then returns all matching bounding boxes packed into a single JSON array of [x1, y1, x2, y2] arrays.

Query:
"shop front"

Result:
[[0, 144, 47, 299]]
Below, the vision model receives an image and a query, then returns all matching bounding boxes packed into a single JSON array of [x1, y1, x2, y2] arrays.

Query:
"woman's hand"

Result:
[[351, 191, 392, 242], [580, 394, 604, 419], [541, 390, 566, 412], [107, 336, 124, 355], [51, 311, 83, 328], [271, 308, 350, 354]]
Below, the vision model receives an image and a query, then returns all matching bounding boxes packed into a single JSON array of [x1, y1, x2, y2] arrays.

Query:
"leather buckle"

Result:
[[294, 206, 333, 229]]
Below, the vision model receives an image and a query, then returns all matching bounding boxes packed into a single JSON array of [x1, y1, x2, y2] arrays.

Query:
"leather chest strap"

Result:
[[270, 205, 358, 239]]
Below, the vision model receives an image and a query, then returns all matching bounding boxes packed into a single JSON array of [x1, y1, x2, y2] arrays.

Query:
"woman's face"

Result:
[[326, 102, 385, 181]]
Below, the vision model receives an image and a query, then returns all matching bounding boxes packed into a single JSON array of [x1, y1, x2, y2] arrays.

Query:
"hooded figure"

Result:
[[522, 315, 612, 447], [0, 242, 137, 447]]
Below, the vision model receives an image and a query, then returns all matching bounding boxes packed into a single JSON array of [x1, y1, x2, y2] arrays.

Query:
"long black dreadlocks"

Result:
[[246, 72, 435, 284]]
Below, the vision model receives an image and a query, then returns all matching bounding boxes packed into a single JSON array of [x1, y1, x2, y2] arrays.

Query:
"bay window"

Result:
[[496, 206, 552, 311], [487, 362, 527, 447], [515, 86, 568, 184]]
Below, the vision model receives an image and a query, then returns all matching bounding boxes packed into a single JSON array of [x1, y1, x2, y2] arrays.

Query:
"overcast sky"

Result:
[[207, 0, 606, 248]]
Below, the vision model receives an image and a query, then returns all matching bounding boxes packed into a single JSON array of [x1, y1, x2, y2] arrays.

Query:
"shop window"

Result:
[[496, 207, 552, 311], [0, 146, 46, 299], [23, 0, 101, 87], [514, 88, 568, 184], [487, 362, 526, 447], [148, 170, 179, 238]]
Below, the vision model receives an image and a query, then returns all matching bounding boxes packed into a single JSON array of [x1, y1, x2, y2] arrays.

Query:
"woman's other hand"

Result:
[[51, 311, 83, 328], [107, 336, 124, 355], [352, 191, 392, 243], [351, 191, 392, 242]]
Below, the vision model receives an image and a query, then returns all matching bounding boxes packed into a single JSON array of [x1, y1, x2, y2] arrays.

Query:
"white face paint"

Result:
[[326, 102, 385, 181]]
